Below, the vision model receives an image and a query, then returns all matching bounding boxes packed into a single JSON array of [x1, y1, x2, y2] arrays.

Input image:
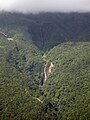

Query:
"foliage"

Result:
[[0, 12, 90, 120], [41, 42, 90, 120]]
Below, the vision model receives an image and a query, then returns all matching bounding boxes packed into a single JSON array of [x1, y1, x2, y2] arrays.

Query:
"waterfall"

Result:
[[44, 63, 47, 82]]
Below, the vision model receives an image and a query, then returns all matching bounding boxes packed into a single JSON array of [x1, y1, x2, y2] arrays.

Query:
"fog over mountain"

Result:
[[0, 0, 90, 13]]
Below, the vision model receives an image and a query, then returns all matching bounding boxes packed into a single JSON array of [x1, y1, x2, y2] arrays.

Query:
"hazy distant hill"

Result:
[[0, 12, 90, 50]]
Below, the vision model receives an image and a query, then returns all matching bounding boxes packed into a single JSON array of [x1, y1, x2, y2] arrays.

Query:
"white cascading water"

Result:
[[44, 63, 47, 82]]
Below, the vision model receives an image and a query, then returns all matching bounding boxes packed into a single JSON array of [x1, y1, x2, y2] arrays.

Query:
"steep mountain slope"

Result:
[[0, 29, 44, 86], [0, 32, 90, 120], [0, 32, 58, 120], [41, 42, 90, 120], [0, 12, 90, 50], [0, 12, 90, 120]]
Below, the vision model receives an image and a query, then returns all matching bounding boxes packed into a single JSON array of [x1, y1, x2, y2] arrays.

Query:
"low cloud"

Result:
[[0, 0, 90, 13]]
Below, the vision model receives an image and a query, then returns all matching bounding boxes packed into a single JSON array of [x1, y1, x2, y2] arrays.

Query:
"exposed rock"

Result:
[[48, 62, 54, 75], [7, 38, 14, 41], [0, 32, 7, 38]]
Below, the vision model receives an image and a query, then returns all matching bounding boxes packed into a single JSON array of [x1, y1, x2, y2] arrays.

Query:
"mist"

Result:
[[0, 0, 90, 13]]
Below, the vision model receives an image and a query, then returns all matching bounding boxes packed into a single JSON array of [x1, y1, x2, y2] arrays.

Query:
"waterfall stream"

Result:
[[44, 63, 47, 82]]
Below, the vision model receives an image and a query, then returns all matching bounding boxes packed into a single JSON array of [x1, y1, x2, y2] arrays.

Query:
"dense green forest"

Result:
[[41, 42, 90, 120], [0, 12, 90, 120]]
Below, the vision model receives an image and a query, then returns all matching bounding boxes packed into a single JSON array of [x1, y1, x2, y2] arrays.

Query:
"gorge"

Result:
[[0, 12, 90, 120]]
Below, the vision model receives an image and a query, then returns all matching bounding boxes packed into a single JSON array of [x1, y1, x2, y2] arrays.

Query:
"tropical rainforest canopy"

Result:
[[0, 12, 90, 120]]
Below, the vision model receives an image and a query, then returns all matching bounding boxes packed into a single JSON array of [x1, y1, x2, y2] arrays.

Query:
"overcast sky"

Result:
[[0, 0, 90, 13]]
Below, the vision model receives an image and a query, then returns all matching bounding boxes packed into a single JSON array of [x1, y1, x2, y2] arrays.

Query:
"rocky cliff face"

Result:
[[48, 62, 54, 76]]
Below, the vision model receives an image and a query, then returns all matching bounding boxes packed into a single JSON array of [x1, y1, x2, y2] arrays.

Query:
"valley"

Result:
[[0, 12, 90, 120]]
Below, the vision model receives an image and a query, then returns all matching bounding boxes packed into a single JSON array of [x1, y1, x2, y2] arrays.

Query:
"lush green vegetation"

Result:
[[0, 12, 90, 120], [41, 42, 90, 120], [0, 32, 58, 120]]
